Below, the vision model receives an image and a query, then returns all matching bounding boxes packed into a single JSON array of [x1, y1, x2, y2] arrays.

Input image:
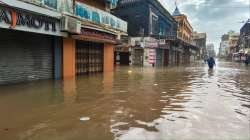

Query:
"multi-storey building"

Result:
[[113, 0, 178, 66], [237, 21, 250, 54], [172, 6, 193, 44], [0, 0, 127, 85], [219, 34, 229, 58], [192, 32, 207, 59], [228, 31, 240, 55], [172, 6, 198, 63], [207, 43, 216, 57]]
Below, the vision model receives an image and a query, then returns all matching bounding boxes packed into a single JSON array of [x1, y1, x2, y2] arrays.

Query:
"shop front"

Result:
[[132, 46, 144, 66], [68, 28, 117, 77], [158, 41, 170, 66], [0, 4, 64, 84], [114, 46, 130, 65]]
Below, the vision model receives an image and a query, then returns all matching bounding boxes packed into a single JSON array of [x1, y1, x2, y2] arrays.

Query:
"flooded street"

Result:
[[0, 61, 249, 140]]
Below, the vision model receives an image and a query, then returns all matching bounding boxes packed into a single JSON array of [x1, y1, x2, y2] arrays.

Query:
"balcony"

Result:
[[75, 1, 127, 33]]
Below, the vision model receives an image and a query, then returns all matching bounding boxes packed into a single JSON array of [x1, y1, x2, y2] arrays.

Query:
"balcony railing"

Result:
[[75, 1, 127, 33]]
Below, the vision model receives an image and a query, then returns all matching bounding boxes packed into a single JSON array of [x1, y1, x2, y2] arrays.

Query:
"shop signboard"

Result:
[[145, 42, 158, 48], [148, 49, 156, 64], [0, 5, 65, 36]]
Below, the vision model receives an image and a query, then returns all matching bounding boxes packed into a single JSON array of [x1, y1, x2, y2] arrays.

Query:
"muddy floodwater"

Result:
[[0, 61, 249, 140]]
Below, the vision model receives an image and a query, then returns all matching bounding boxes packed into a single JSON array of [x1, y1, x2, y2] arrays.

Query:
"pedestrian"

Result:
[[245, 55, 249, 66], [207, 57, 216, 69]]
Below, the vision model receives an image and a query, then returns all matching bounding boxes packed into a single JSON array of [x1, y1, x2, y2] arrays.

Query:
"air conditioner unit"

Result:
[[61, 16, 81, 34]]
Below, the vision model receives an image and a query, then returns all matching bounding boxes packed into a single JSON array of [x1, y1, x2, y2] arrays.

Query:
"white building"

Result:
[[219, 41, 229, 57], [206, 43, 216, 57]]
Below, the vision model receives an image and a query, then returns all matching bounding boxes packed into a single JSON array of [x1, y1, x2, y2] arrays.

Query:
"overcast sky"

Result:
[[159, 0, 250, 52]]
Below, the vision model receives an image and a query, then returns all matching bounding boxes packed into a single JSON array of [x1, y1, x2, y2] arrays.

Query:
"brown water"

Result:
[[0, 61, 249, 140]]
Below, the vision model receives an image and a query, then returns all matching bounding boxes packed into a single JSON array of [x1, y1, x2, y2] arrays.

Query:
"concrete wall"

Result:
[[76, 0, 106, 10], [104, 43, 114, 72], [63, 38, 75, 79]]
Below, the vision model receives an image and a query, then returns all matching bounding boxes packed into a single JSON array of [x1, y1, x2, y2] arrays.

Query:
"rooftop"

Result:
[[172, 6, 181, 16]]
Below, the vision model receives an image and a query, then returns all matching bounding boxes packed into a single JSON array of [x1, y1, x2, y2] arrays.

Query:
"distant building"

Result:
[[207, 43, 216, 57], [219, 34, 229, 58], [192, 32, 207, 59], [228, 31, 240, 55], [237, 20, 250, 54], [113, 0, 178, 66]]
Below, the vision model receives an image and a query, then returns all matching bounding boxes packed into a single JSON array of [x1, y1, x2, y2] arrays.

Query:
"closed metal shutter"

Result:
[[76, 41, 103, 75], [0, 29, 53, 84]]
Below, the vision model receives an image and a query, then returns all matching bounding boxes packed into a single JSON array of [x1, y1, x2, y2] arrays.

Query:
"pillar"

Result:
[[54, 37, 62, 79], [63, 38, 75, 78], [104, 43, 114, 72]]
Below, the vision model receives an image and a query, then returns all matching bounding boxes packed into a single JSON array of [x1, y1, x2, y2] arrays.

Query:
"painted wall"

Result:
[[174, 15, 193, 43], [63, 38, 75, 78], [104, 43, 114, 72]]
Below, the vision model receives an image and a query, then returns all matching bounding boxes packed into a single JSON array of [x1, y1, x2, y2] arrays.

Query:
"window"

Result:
[[44, 0, 57, 9], [151, 15, 158, 35], [92, 11, 100, 23]]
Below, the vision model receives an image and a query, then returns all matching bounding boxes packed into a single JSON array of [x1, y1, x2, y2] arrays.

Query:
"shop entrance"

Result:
[[76, 41, 104, 75]]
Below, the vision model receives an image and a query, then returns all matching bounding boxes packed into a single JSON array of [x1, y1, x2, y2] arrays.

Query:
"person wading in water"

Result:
[[207, 57, 216, 69]]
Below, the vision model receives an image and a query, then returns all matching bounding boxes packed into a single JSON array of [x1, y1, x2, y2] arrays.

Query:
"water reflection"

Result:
[[0, 62, 249, 140]]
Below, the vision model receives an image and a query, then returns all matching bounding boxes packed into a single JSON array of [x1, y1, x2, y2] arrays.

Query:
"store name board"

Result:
[[0, 6, 59, 34], [159, 39, 166, 45], [81, 28, 116, 42], [145, 42, 158, 48]]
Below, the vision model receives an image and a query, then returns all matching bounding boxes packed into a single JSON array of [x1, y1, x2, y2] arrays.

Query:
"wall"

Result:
[[76, 0, 106, 10], [104, 43, 114, 72], [114, 2, 150, 37], [174, 15, 193, 43], [63, 38, 75, 78]]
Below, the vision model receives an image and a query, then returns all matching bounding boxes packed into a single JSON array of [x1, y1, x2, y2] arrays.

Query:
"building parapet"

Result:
[[75, 1, 127, 33]]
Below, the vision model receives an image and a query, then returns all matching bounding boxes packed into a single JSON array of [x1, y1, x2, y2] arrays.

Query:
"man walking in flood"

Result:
[[207, 57, 216, 69]]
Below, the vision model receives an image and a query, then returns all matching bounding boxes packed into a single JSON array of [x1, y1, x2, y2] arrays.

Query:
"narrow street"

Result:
[[0, 61, 249, 140]]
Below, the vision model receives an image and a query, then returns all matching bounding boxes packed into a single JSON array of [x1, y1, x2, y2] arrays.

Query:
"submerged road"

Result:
[[0, 61, 249, 140]]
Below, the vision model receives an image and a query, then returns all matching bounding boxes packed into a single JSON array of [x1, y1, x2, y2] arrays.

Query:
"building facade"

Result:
[[206, 43, 216, 57], [192, 32, 207, 60], [219, 34, 230, 58], [172, 7, 193, 44], [0, 0, 127, 85], [113, 0, 178, 67], [228, 31, 240, 56], [237, 21, 250, 55], [172, 6, 198, 63]]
